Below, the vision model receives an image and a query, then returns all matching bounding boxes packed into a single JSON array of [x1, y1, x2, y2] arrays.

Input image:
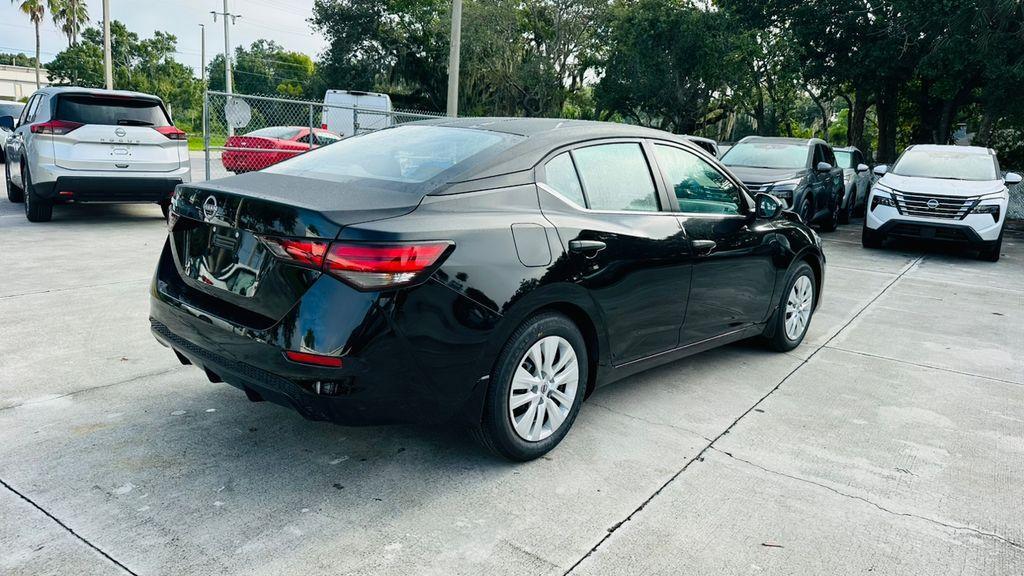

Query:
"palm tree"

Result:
[[49, 0, 88, 47], [11, 0, 46, 88]]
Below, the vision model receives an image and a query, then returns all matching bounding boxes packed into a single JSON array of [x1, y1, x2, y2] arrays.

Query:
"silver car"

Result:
[[1, 87, 191, 222], [833, 146, 872, 222]]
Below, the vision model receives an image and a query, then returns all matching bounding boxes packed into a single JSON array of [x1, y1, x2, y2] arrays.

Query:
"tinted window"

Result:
[[572, 143, 658, 212], [55, 94, 170, 126], [315, 132, 341, 145], [892, 148, 998, 181], [722, 142, 808, 170], [24, 95, 42, 123], [246, 126, 303, 140], [654, 144, 743, 215], [544, 152, 586, 207], [296, 133, 314, 144], [266, 125, 521, 186]]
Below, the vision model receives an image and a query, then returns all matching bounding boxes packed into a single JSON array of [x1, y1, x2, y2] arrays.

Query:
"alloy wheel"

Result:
[[785, 275, 813, 340], [508, 335, 579, 442]]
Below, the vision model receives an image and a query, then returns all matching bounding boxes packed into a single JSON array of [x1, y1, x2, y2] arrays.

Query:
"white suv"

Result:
[[1, 87, 191, 222], [862, 144, 1020, 262]]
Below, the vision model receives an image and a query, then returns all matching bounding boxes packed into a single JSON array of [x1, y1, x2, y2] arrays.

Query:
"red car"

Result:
[[221, 126, 342, 173]]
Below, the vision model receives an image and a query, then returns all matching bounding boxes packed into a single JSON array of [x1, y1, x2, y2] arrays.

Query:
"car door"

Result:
[[650, 142, 779, 345], [9, 94, 41, 186], [537, 141, 692, 365]]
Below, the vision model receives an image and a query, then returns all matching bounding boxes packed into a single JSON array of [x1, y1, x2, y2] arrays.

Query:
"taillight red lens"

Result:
[[154, 126, 187, 140], [30, 120, 83, 135], [259, 237, 330, 268], [324, 242, 452, 290], [284, 351, 342, 368]]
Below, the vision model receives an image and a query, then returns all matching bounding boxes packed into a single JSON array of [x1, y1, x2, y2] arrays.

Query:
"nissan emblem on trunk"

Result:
[[203, 196, 218, 221], [115, 127, 126, 138]]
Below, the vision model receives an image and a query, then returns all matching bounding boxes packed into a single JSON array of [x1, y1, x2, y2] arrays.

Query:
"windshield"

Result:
[[55, 94, 170, 127], [892, 149, 997, 181], [721, 142, 808, 170], [266, 125, 522, 187], [0, 102, 24, 119], [834, 151, 854, 169], [245, 127, 303, 140]]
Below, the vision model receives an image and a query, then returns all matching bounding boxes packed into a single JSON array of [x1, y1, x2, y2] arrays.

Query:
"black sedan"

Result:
[[151, 118, 825, 461]]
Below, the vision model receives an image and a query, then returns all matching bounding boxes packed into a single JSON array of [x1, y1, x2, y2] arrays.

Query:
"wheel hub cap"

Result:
[[784, 275, 814, 341], [508, 335, 579, 442]]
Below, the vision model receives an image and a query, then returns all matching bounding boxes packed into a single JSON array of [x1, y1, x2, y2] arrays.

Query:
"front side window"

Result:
[[654, 144, 744, 215], [572, 143, 659, 212], [834, 150, 853, 169], [543, 152, 586, 207], [722, 141, 808, 170]]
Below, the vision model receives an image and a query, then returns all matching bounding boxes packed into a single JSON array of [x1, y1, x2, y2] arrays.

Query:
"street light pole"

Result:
[[446, 0, 462, 117], [199, 24, 206, 85], [102, 0, 112, 89], [211, 2, 240, 135]]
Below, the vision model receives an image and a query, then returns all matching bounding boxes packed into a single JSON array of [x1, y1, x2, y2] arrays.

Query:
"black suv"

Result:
[[721, 136, 845, 231]]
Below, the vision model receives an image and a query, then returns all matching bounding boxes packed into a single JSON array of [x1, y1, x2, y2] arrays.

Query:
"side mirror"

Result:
[[856, 163, 870, 173], [1004, 172, 1022, 186], [873, 165, 888, 177], [754, 193, 783, 220], [0, 116, 15, 131], [816, 161, 833, 172]]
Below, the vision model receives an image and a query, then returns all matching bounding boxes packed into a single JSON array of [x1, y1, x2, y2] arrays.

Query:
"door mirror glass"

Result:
[[816, 161, 833, 173], [0, 116, 14, 131], [856, 163, 870, 173], [755, 193, 783, 220], [1004, 172, 1022, 186], [873, 164, 889, 176]]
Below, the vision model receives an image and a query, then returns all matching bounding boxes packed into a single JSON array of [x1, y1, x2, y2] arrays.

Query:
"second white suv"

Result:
[[1, 87, 191, 222], [862, 144, 1020, 262]]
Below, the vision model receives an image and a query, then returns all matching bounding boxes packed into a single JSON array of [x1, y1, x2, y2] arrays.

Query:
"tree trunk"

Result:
[[34, 22, 41, 89], [850, 89, 872, 157], [875, 83, 899, 164]]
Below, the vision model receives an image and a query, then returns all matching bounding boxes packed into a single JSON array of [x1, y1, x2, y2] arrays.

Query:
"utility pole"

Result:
[[102, 0, 112, 89], [446, 0, 462, 117], [211, 1, 240, 134], [198, 24, 206, 84]]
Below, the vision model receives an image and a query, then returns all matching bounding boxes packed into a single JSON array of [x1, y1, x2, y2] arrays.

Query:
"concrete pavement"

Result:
[[1, 182, 1022, 575]]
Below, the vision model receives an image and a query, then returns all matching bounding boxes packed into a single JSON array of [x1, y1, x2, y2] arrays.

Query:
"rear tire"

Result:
[[799, 198, 814, 227], [977, 233, 1002, 262], [22, 165, 52, 223], [764, 262, 816, 352], [5, 160, 23, 203], [159, 201, 171, 220], [472, 312, 588, 461], [838, 193, 852, 224], [861, 221, 884, 248], [820, 196, 840, 232]]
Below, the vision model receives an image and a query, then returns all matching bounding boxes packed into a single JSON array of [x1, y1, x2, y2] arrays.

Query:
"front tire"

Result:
[[861, 221, 884, 248], [5, 160, 23, 203], [799, 198, 814, 227], [838, 192, 853, 224], [472, 312, 588, 461], [23, 164, 53, 222], [764, 262, 816, 352], [977, 233, 1002, 262], [820, 196, 840, 232], [159, 200, 171, 220]]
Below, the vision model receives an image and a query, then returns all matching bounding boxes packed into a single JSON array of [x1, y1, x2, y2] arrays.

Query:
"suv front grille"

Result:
[[891, 190, 978, 220]]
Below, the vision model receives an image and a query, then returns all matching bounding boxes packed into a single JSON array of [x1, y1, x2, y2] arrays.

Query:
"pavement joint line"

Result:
[[561, 253, 926, 576], [0, 478, 140, 576], [0, 278, 151, 300], [823, 345, 1023, 387], [825, 263, 901, 276], [707, 446, 1024, 551], [0, 367, 184, 413], [587, 402, 715, 443]]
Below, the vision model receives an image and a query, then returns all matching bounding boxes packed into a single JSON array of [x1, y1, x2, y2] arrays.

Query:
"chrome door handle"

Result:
[[691, 239, 716, 255], [568, 239, 607, 256]]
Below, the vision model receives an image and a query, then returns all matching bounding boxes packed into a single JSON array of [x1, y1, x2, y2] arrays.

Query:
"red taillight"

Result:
[[154, 126, 187, 140], [30, 120, 82, 135], [284, 351, 342, 368], [324, 242, 452, 290], [258, 236, 330, 268]]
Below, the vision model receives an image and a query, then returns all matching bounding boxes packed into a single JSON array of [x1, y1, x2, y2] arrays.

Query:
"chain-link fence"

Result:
[[197, 91, 443, 180]]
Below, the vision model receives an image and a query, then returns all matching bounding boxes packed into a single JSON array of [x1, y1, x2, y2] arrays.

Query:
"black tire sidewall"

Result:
[[482, 313, 588, 461]]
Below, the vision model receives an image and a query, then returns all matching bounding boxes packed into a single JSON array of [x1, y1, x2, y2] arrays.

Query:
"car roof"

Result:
[[737, 135, 827, 147], [32, 86, 164, 101], [407, 117, 698, 183], [833, 146, 861, 153], [905, 144, 994, 156]]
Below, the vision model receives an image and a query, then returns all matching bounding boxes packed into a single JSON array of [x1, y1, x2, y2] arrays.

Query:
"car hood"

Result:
[[724, 166, 805, 185], [879, 174, 1006, 197]]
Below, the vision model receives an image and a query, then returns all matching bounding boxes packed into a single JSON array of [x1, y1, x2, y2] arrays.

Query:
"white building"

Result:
[[0, 64, 52, 101]]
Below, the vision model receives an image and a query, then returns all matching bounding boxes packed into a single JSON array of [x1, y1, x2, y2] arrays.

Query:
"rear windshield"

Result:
[[244, 127, 303, 140], [55, 94, 170, 127], [892, 148, 998, 181], [722, 142, 808, 170], [266, 125, 522, 187]]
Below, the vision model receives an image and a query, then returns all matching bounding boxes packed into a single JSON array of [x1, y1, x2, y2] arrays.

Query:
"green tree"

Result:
[[0, 52, 36, 67], [11, 0, 47, 88], [207, 40, 315, 98]]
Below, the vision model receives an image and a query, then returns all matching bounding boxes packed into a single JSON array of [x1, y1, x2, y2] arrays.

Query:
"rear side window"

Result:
[[544, 152, 586, 207], [24, 95, 42, 123], [572, 143, 659, 212], [55, 94, 170, 127], [267, 125, 521, 186]]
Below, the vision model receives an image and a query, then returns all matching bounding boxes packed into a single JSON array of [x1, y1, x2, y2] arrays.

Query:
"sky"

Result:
[[0, 0, 328, 74]]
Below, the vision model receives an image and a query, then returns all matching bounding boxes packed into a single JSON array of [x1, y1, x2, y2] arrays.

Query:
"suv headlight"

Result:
[[972, 203, 1001, 221], [870, 186, 896, 211], [766, 178, 802, 200]]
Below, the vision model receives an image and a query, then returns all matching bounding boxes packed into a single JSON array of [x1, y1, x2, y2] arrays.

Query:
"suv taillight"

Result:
[[30, 120, 83, 135], [258, 237, 453, 291], [154, 126, 187, 140]]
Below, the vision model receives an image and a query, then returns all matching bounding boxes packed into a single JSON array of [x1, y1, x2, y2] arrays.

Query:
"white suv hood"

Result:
[[879, 173, 1005, 197]]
